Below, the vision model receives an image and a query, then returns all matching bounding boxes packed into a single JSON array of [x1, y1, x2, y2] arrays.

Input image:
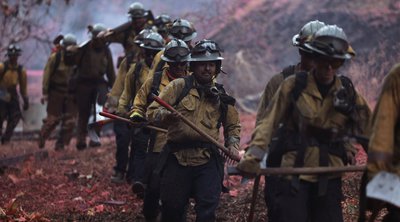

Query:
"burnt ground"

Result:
[[0, 114, 385, 222]]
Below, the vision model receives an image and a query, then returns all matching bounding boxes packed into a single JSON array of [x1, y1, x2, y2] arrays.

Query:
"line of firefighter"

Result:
[[1, 1, 399, 221]]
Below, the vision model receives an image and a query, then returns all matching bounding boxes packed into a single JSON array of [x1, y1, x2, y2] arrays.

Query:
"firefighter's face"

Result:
[[168, 61, 188, 78], [192, 61, 216, 84]]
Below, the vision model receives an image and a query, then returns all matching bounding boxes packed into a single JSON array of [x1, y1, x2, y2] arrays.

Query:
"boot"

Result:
[[110, 171, 125, 184]]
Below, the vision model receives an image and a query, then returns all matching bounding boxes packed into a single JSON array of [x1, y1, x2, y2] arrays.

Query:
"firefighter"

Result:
[[237, 25, 371, 222], [147, 40, 240, 222], [73, 23, 115, 150], [39, 34, 78, 150], [0, 44, 28, 144]]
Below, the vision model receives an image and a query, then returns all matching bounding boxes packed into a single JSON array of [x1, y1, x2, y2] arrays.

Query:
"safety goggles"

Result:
[[165, 47, 190, 58], [312, 39, 348, 56], [169, 26, 193, 36], [142, 39, 163, 48], [192, 41, 221, 54]]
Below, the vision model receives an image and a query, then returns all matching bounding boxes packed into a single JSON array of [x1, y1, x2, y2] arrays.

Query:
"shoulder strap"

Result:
[[130, 61, 143, 100], [339, 75, 356, 97], [174, 75, 194, 107], [338, 75, 357, 113], [215, 83, 236, 129], [150, 70, 164, 97], [282, 65, 296, 79], [291, 71, 308, 102], [216, 83, 236, 106], [155, 60, 166, 73]]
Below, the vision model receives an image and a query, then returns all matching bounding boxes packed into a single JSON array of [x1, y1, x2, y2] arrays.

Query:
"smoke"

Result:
[[15, 0, 218, 70]]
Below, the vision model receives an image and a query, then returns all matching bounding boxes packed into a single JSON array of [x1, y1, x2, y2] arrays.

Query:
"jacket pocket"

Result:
[[202, 104, 220, 129], [180, 96, 196, 111]]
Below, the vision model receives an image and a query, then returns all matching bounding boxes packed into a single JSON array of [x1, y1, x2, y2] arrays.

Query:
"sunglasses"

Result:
[[316, 56, 345, 69]]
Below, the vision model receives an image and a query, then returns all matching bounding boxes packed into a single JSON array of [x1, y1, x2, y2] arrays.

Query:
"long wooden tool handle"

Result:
[[228, 165, 366, 176], [152, 94, 241, 162], [248, 175, 261, 222], [99, 111, 168, 133]]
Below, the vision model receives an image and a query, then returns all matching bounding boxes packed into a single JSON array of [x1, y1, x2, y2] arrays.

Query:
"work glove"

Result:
[[226, 137, 240, 159], [40, 95, 48, 105], [227, 143, 240, 158], [22, 96, 29, 111], [130, 112, 147, 123], [236, 146, 264, 178]]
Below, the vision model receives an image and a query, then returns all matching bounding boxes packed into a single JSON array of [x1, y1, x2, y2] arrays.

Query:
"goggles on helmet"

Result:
[[165, 47, 190, 58]]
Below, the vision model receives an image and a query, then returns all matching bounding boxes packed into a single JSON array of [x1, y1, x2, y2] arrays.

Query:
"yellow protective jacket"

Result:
[[42, 52, 75, 95], [368, 63, 400, 179], [132, 68, 190, 153], [251, 71, 371, 181], [117, 61, 150, 114], [0, 62, 27, 97], [106, 58, 129, 110], [147, 77, 241, 166]]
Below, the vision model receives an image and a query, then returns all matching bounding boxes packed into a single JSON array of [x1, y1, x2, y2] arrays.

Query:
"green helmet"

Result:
[[304, 25, 352, 60], [161, 39, 190, 62], [169, 19, 197, 42], [127, 2, 148, 19], [6, 44, 22, 56], [140, 32, 165, 51]]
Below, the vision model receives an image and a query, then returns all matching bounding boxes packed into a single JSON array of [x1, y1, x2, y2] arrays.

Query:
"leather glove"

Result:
[[227, 143, 240, 158], [236, 152, 261, 178], [40, 95, 48, 105], [22, 96, 29, 111], [130, 112, 147, 122]]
